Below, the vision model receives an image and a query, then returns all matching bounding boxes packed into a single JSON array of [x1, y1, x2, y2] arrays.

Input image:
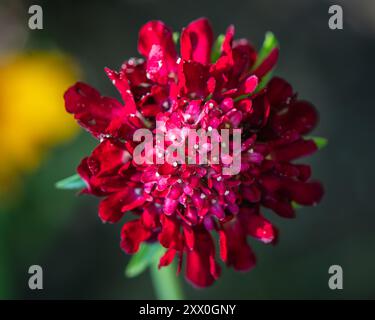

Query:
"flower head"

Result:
[[64, 18, 324, 287]]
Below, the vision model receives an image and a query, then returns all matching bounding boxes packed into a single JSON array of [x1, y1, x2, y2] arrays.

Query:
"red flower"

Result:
[[64, 18, 324, 287]]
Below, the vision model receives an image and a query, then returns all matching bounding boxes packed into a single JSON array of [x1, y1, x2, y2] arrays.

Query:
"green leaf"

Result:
[[173, 32, 180, 45], [233, 94, 250, 103], [292, 201, 303, 210], [125, 243, 165, 278], [211, 34, 225, 63], [253, 31, 279, 70], [252, 32, 279, 92], [55, 174, 86, 190], [256, 72, 272, 92], [307, 136, 328, 150], [150, 259, 184, 300]]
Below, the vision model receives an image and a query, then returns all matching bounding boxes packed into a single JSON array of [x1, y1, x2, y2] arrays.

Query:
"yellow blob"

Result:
[[0, 51, 80, 195]]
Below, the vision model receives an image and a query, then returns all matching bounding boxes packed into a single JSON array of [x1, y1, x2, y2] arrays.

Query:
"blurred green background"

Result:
[[0, 0, 374, 299]]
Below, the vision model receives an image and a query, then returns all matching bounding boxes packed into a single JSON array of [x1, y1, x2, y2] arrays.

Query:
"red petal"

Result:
[[139, 85, 167, 117], [267, 77, 293, 107], [219, 230, 228, 262], [104, 68, 137, 114], [77, 157, 94, 194], [209, 25, 235, 74], [120, 219, 152, 254], [209, 255, 221, 280], [219, 221, 256, 271], [244, 75, 258, 94], [295, 164, 312, 181], [207, 77, 216, 93], [242, 185, 261, 203], [92, 140, 129, 175], [185, 229, 220, 287], [222, 25, 235, 58], [244, 213, 277, 244], [167, 184, 183, 200], [283, 180, 324, 206], [138, 20, 176, 72], [178, 60, 209, 98], [163, 197, 179, 215], [98, 193, 125, 223], [158, 216, 181, 249], [146, 44, 171, 84], [273, 100, 318, 135], [64, 82, 100, 113], [181, 18, 213, 65], [141, 204, 160, 229], [263, 195, 295, 218], [120, 59, 148, 93], [158, 163, 176, 175], [64, 82, 126, 138], [80, 140, 132, 194], [159, 248, 177, 268], [271, 139, 317, 161], [183, 226, 195, 250], [253, 47, 279, 79], [99, 188, 147, 223], [248, 93, 270, 128], [232, 39, 257, 78]]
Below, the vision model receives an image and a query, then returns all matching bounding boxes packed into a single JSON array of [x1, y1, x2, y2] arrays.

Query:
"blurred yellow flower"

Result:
[[0, 52, 80, 195]]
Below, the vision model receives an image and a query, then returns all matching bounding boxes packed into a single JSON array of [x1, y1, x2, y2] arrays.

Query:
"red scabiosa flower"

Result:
[[63, 18, 324, 288]]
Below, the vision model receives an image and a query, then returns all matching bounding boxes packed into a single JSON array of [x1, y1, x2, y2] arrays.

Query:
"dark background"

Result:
[[1, 0, 374, 299]]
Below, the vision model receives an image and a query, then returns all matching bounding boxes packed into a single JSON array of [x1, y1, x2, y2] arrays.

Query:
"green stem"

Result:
[[150, 260, 184, 300]]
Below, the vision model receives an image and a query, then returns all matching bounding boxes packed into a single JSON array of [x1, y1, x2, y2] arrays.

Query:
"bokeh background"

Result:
[[0, 0, 374, 299]]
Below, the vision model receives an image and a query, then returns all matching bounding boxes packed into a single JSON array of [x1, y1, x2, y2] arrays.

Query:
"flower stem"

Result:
[[150, 259, 184, 300]]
